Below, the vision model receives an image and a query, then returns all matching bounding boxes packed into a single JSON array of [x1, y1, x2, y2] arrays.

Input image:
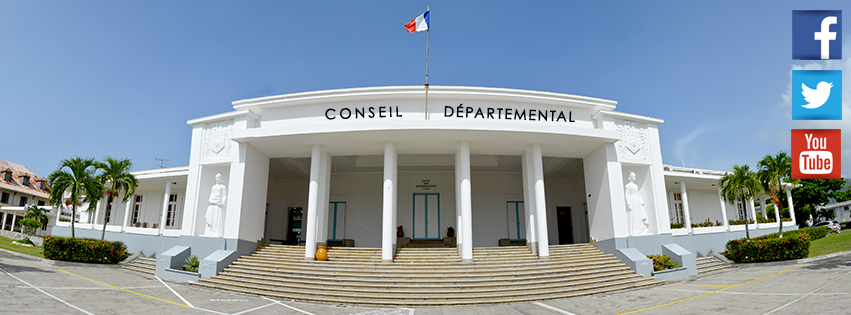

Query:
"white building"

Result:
[[0, 159, 55, 237], [51, 86, 797, 280]]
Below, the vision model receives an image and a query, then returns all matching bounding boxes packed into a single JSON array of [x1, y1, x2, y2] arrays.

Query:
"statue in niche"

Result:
[[625, 171, 649, 236], [204, 173, 227, 237]]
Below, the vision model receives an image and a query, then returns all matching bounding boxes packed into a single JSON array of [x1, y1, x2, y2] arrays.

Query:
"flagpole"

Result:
[[424, 5, 430, 120]]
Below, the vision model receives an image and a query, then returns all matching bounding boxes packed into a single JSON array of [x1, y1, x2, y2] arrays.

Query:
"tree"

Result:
[[757, 152, 794, 238], [24, 204, 50, 235], [791, 178, 847, 223], [19, 219, 42, 239], [95, 157, 138, 240], [719, 164, 761, 240], [834, 187, 851, 203], [47, 157, 103, 239]]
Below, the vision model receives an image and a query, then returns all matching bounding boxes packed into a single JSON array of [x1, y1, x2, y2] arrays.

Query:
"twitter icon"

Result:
[[793, 70, 842, 120]]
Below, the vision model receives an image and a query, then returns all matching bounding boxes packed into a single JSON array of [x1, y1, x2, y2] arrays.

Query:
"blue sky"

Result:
[[1, 1, 849, 179]]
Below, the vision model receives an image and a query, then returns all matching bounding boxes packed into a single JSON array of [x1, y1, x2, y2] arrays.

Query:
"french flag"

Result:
[[405, 10, 429, 33]]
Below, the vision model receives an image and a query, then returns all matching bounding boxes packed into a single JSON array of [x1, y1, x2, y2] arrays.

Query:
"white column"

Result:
[[92, 200, 101, 229], [1, 212, 7, 230], [11, 214, 18, 232], [454, 150, 463, 255], [718, 187, 729, 231], [458, 142, 474, 261], [521, 150, 537, 254], [680, 182, 692, 234], [159, 181, 173, 236], [304, 145, 323, 259], [382, 142, 397, 261], [786, 186, 797, 224], [531, 144, 549, 257], [317, 150, 331, 245], [748, 198, 758, 229], [122, 197, 132, 233]]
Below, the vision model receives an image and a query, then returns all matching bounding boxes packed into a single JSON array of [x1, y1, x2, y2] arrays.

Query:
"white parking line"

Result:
[[231, 302, 276, 315], [261, 296, 316, 315], [532, 301, 577, 315], [1, 268, 95, 315], [155, 276, 195, 308], [763, 270, 851, 315]]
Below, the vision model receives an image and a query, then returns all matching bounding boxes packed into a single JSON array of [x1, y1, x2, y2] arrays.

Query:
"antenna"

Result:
[[155, 158, 172, 169]]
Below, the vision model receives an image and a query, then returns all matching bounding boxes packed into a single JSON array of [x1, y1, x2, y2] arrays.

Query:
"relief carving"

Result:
[[204, 120, 233, 160], [615, 120, 649, 162]]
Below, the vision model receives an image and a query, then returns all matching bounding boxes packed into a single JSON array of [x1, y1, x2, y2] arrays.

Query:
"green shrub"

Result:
[[753, 226, 830, 242], [840, 221, 851, 230], [670, 222, 685, 229], [43, 236, 129, 264], [728, 219, 755, 225], [691, 218, 723, 228], [183, 255, 200, 273], [724, 233, 810, 263], [647, 254, 679, 271], [17, 238, 35, 245]]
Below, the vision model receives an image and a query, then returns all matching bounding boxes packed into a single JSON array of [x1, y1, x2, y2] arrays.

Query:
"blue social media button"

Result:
[[792, 70, 842, 120], [793, 10, 842, 60]]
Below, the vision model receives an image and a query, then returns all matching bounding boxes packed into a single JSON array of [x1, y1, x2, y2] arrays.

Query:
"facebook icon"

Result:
[[793, 10, 842, 60]]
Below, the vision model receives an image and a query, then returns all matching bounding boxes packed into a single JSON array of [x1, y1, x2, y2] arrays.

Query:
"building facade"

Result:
[[51, 86, 797, 280], [0, 159, 54, 236]]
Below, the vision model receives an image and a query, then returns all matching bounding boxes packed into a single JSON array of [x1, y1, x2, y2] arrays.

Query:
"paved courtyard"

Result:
[[1, 250, 849, 315]]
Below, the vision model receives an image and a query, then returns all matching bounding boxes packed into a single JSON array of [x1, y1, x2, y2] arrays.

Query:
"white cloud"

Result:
[[673, 125, 708, 167]]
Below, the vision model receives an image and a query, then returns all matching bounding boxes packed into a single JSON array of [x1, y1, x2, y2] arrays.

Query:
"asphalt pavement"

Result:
[[1, 250, 849, 315]]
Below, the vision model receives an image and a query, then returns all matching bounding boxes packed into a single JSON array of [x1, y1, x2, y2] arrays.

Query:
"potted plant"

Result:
[[397, 225, 404, 237], [142, 222, 149, 228], [134, 222, 141, 227], [447, 227, 455, 237]]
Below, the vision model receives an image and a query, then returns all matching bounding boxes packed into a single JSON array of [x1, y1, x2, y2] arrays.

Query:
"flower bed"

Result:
[[43, 236, 129, 264], [724, 233, 809, 263]]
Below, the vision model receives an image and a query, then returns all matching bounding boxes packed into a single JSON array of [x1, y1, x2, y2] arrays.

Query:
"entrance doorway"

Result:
[[286, 207, 303, 245], [506, 201, 526, 241], [412, 193, 440, 239], [556, 206, 574, 244], [327, 202, 347, 241]]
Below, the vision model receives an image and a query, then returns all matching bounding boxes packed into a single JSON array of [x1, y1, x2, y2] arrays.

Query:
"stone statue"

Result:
[[204, 173, 227, 237], [625, 172, 649, 235]]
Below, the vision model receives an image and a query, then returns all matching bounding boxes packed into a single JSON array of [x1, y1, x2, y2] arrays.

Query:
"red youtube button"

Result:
[[792, 129, 841, 179]]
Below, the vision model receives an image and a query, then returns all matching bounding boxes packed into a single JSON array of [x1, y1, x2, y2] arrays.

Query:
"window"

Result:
[[39, 181, 47, 190], [132, 195, 142, 224], [737, 202, 747, 220], [21, 176, 30, 187], [37, 200, 45, 206], [671, 193, 684, 224], [0, 192, 8, 204], [166, 194, 179, 227], [19, 197, 28, 207], [3, 172, 10, 182]]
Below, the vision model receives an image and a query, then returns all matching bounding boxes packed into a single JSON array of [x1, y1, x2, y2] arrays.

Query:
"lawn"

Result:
[[0, 235, 44, 259], [808, 229, 851, 258]]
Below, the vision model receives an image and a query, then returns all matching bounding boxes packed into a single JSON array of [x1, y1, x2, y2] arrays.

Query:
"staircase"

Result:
[[403, 239, 449, 248], [696, 256, 728, 274], [195, 243, 665, 306], [124, 256, 156, 275]]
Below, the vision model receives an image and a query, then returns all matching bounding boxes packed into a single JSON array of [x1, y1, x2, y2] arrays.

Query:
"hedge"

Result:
[[725, 233, 810, 263], [43, 236, 129, 264], [752, 226, 830, 242], [840, 221, 851, 230]]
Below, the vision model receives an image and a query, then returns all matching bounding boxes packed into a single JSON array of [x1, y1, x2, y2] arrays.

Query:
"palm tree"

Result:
[[47, 157, 103, 239], [24, 204, 50, 234], [757, 152, 794, 238], [719, 164, 761, 240], [96, 157, 138, 240]]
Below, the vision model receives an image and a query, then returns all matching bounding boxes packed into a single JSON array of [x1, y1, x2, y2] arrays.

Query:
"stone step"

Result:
[[227, 260, 626, 280], [217, 264, 633, 288], [211, 269, 644, 294], [196, 276, 664, 306], [198, 244, 662, 306], [696, 256, 729, 274], [237, 253, 621, 271]]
